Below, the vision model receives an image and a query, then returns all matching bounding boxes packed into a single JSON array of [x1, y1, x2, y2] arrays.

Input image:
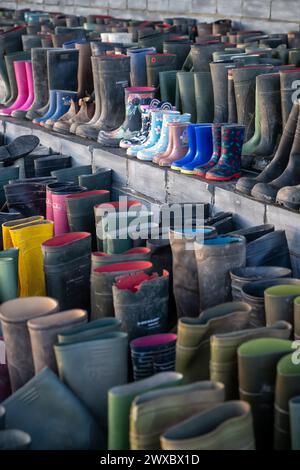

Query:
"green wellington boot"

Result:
[[294, 296, 300, 340], [0, 255, 18, 303], [265, 285, 300, 327], [238, 338, 293, 449], [177, 72, 197, 123], [2, 368, 104, 450], [28, 309, 88, 374], [274, 353, 300, 450], [0, 429, 31, 450], [194, 72, 214, 123], [112, 270, 169, 341], [108, 372, 183, 450], [161, 401, 255, 450], [54, 332, 128, 424], [91, 261, 153, 320], [289, 396, 300, 450], [210, 321, 292, 401], [242, 78, 261, 158], [78, 168, 112, 191], [0, 297, 59, 392], [194, 235, 246, 312], [57, 318, 121, 344], [130, 381, 225, 450], [176, 302, 251, 383], [159, 70, 177, 106]]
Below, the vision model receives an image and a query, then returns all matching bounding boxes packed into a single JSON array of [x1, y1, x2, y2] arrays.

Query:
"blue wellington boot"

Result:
[[33, 90, 57, 126], [181, 124, 213, 174], [171, 123, 202, 171], [44, 90, 78, 130]]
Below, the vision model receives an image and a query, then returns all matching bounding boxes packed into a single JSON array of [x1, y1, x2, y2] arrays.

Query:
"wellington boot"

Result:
[[130, 381, 225, 450], [51, 164, 92, 183], [54, 332, 128, 424], [176, 72, 196, 123], [170, 227, 217, 318], [34, 155, 72, 177], [46, 48, 79, 92], [236, 100, 299, 195], [274, 354, 300, 450], [241, 278, 300, 328], [57, 317, 121, 344], [0, 135, 39, 165], [2, 215, 44, 250], [2, 368, 103, 450], [0, 429, 31, 450], [194, 72, 214, 123], [276, 184, 300, 210], [0, 256, 18, 302], [0, 60, 29, 116], [245, 230, 291, 269], [210, 321, 292, 401], [265, 284, 300, 326], [52, 99, 79, 133], [0, 297, 59, 391], [159, 70, 177, 106], [66, 190, 110, 248], [9, 220, 54, 297], [128, 47, 156, 87], [251, 99, 300, 203], [232, 65, 274, 141], [238, 338, 292, 449], [146, 53, 178, 96], [3, 50, 31, 108], [42, 232, 91, 311], [0, 26, 26, 104], [241, 76, 261, 158], [28, 309, 87, 374], [92, 248, 151, 270], [175, 302, 251, 383], [210, 62, 236, 123], [108, 372, 183, 450], [130, 333, 177, 381], [44, 90, 78, 130], [26, 48, 50, 120], [45, 182, 75, 221], [112, 270, 169, 341], [228, 69, 238, 123], [0, 166, 19, 206], [76, 42, 93, 98], [51, 185, 86, 235], [191, 42, 226, 72], [157, 122, 189, 166], [230, 266, 291, 302], [69, 98, 96, 134], [138, 31, 168, 53], [78, 168, 112, 191], [194, 236, 246, 311], [229, 223, 275, 243], [161, 401, 255, 450], [244, 73, 282, 170], [4, 181, 48, 217], [21, 34, 42, 50], [91, 261, 153, 320], [163, 40, 191, 70]]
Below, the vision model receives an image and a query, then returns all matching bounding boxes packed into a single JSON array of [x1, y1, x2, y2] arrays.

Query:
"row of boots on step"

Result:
[[0, 200, 300, 451], [3, 13, 300, 190]]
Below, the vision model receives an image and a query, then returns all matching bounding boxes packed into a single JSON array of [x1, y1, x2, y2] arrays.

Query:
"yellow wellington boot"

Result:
[[2, 216, 44, 250], [9, 221, 54, 297]]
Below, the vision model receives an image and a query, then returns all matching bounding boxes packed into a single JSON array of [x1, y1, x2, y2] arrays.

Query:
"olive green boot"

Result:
[[265, 285, 300, 327]]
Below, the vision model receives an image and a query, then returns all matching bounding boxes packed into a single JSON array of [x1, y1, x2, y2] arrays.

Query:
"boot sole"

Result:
[[180, 169, 195, 175], [276, 198, 300, 211], [205, 172, 242, 181]]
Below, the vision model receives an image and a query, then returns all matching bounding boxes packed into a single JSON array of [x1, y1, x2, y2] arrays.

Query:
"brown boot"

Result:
[[69, 98, 95, 134]]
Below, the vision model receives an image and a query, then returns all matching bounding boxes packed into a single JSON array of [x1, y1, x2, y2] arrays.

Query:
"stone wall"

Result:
[[2, 0, 300, 34]]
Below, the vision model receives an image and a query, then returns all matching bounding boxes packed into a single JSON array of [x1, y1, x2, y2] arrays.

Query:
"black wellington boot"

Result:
[[21, 35, 42, 50], [247, 73, 282, 170], [138, 30, 167, 53], [191, 42, 226, 72], [280, 69, 300, 128], [146, 53, 178, 95], [163, 40, 192, 69], [210, 62, 237, 123], [228, 69, 238, 123], [0, 135, 40, 164], [34, 155, 72, 177], [251, 101, 300, 202], [232, 65, 274, 141], [3, 50, 31, 107], [47, 48, 79, 92], [26, 48, 51, 121], [236, 101, 299, 196]]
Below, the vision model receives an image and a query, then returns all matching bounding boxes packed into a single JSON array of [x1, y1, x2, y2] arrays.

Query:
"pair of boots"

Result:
[[237, 100, 300, 207], [54, 96, 95, 134], [33, 90, 78, 129], [0, 60, 34, 118], [193, 123, 245, 181]]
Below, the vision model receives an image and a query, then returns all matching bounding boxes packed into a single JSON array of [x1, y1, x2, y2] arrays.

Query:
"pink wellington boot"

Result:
[[11, 61, 35, 119], [52, 185, 86, 235], [0, 61, 29, 116]]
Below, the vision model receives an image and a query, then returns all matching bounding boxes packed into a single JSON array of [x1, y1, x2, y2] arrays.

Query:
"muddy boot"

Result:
[[191, 42, 226, 72], [236, 100, 299, 196], [146, 53, 178, 97], [194, 72, 214, 123], [161, 401, 255, 450], [76, 42, 93, 98], [69, 98, 95, 134], [3, 50, 31, 108], [175, 301, 251, 383], [210, 321, 292, 401], [0, 297, 59, 391], [210, 62, 236, 123], [128, 46, 156, 87], [280, 69, 300, 127]]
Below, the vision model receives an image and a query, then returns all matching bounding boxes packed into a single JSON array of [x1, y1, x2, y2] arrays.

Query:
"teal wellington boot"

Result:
[[0, 257, 18, 302], [57, 317, 121, 344], [238, 337, 293, 449], [108, 372, 183, 450], [2, 368, 104, 450], [210, 321, 292, 400], [78, 168, 112, 191], [54, 332, 128, 424], [274, 354, 300, 450]]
